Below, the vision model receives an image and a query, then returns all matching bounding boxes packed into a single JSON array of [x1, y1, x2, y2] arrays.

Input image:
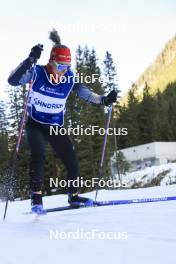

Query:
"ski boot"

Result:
[[31, 191, 46, 215], [68, 192, 94, 207]]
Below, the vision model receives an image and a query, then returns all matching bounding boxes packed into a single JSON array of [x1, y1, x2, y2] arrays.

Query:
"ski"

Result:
[[44, 195, 176, 213]]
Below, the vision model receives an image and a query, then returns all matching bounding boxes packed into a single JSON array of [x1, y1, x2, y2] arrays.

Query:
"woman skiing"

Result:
[[8, 29, 117, 214]]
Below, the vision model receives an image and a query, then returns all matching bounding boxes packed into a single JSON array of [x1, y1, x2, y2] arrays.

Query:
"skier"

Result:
[[8, 29, 117, 214]]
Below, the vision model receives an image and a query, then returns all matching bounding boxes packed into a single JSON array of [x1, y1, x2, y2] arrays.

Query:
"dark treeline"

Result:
[[0, 46, 119, 199], [116, 82, 176, 149]]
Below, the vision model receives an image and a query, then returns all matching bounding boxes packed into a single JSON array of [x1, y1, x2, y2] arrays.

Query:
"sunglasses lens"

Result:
[[57, 64, 69, 71]]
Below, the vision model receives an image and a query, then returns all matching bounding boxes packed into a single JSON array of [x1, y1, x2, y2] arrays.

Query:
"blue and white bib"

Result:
[[28, 65, 74, 126]]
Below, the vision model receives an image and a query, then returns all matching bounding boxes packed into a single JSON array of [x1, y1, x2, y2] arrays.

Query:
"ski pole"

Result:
[[95, 105, 113, 201], [3, 80, 33, 222]]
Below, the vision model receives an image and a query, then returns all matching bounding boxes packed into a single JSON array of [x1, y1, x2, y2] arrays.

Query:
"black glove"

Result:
[[103, 90, 117, 106], [29, 44, 43, 63]]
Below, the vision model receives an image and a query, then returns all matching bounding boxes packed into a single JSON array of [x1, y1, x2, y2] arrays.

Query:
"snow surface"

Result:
[[0, 185, 176, 264]]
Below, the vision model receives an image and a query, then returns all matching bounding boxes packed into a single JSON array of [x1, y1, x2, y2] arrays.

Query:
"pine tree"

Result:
[[7, 84, 30, 198], [163, 82, 176, 140], [138, 83, 156, 144], [117, 84, 140, 148], [103, 51, 118, 93], [103, 51, 120, 180], [153, 90, 173, 141], [0, 100, 9, 196]]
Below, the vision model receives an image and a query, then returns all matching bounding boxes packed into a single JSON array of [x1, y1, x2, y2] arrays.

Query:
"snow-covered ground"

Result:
[[120, 162, 176, 187], [0, 185, 176, 264]]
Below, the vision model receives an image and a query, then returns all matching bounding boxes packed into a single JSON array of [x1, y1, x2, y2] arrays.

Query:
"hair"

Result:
[[49, 28, 68, 48]]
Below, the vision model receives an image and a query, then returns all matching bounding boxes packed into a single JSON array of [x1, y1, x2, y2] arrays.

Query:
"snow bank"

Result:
[[118, 162, 176, 188]]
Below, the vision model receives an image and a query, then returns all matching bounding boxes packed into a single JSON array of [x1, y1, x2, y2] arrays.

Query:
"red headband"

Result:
[[50, 47, 71, 64]]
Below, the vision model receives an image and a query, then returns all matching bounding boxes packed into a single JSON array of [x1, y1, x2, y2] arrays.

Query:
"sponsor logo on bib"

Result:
[[34, 98, 63, 109]]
